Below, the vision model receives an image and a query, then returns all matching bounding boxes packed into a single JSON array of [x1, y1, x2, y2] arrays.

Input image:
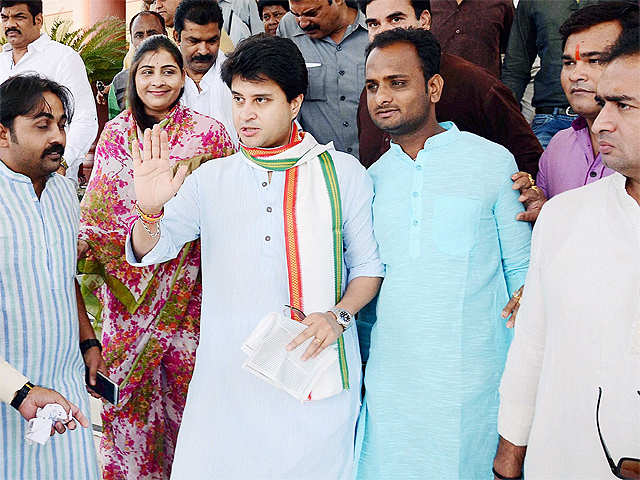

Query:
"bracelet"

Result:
[[134, 202, 164, 223], [492, 466, 522, 480], [139, 217, 161, 238], [80, 338, 102, 355], [10, 381, 34, 410]]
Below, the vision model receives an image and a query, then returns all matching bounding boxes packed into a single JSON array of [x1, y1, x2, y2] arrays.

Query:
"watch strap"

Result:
[[492, 467, 523, 480], [329, 307, 353, 330], [10, 381, 34, 410], [80, 338, 102, 355]]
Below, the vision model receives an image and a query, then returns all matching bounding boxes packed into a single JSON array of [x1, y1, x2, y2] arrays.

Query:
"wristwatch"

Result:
[[328, 307, 353, 330], [10, 381, 34, 410]]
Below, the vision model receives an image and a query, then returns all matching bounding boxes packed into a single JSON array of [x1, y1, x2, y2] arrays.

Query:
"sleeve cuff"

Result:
[[0, 359, 28, 404], [497, 398, 534, 446], [124, 229, 171, 267]]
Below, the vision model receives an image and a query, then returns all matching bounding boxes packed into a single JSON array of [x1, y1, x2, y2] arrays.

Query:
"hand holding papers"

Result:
[[242, 311, 343, 401], [25, 404, 72, 445]]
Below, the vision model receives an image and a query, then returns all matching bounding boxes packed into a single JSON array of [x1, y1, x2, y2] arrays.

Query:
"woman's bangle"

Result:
[[492, 466, 522, 480]]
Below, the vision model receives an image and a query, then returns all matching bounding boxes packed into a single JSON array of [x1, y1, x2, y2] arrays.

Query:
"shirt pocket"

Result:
[[431, 195, 481, 257], [306, 63, 327, 101]]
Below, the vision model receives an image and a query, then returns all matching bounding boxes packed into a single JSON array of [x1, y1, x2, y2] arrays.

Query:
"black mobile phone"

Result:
[[85, 366, 119, 405]]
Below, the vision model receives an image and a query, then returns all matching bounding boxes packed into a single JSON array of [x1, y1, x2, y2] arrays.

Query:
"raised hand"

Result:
[[132, 124, 188, 214]]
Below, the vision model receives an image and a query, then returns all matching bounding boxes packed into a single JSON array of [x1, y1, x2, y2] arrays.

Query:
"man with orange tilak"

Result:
[[494, 25, 640, 480], [511, 2, 638, 222]]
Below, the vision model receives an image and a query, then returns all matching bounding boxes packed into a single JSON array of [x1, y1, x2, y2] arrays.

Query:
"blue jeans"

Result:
[[531, 113, 575, 149]]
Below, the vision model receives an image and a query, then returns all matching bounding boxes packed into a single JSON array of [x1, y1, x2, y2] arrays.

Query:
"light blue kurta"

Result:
[[0, 162, 99, 479], [126, 146, 384, 479], [356, 123, 531, 479]]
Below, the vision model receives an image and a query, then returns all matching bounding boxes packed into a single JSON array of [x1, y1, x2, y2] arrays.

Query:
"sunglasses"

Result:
[[596, 387, 640, 480]]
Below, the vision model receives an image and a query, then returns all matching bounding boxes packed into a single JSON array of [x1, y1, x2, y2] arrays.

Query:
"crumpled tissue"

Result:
[[25, 404, 72, 445]]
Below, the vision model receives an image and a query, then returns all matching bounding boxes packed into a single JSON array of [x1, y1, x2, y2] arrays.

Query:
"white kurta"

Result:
[[126, 145, 383, 479], [498, 173, 640, 478], [0, 34, 98, 184], [181, 50, 238, 146]]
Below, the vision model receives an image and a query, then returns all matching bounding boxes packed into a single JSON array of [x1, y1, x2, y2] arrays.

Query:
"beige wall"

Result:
[[42, 0, 126, 31]]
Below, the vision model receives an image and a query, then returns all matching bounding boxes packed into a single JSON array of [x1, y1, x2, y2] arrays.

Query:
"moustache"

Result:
[[302, 23, 319, 32], [41, 144, 65, 159], [5, 27, 21, 35], [191, 54, 213, 63]]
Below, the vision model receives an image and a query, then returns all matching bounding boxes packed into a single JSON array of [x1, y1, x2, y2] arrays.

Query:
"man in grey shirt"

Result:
[[277, 0, 367, 157]]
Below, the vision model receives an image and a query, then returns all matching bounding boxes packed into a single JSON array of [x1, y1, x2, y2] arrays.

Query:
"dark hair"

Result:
[[366, 27, 440, 90], [0, 74, 74, 134], [128, 35, 184, 130], [559, 1, 639, 49], [221, 34, 308, 102], [358, 0, 430, 18], [257, 0, 289, 19], [607, 25, 640, 62], [174, 0, 224, 40], [0, 0, 41, 21], [129, 10, 167, 35]]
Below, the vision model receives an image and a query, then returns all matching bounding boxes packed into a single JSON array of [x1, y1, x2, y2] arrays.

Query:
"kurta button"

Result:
[[336, 45, 342, 51], [590, 171, 597, 178], [262, 181, 268, 187], [339, 70, 345, 76], [455, 28, 461, 34], [412, 220, 419, 226], [266, 206, 272, 213], [347, 147, 353, 153], [340, 95, 346, 101], [416, 165, 423, 171], [343, 121, 349, 127], [265, 235, 271, 241]]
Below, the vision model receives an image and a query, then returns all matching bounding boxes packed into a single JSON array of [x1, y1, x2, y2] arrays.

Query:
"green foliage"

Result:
[[0, 17, 127, 84], [49, 17, 127, 84]]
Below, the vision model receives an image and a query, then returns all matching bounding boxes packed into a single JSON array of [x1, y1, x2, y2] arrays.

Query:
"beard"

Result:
[[372, 100, 431, 138]]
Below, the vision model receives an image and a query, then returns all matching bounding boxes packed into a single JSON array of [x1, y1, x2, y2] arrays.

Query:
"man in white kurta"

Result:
[[493, 34, 640, 479], [126, 34, 383, 479], [175, 0, 238, 144], [0, 2, 98, 185]]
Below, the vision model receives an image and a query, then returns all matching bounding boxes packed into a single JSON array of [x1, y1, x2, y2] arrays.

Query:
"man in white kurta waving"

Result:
[[126, 33, 383, 479]]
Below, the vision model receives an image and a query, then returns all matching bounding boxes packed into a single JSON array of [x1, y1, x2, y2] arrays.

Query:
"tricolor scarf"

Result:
[[241, 125, 350, 396]]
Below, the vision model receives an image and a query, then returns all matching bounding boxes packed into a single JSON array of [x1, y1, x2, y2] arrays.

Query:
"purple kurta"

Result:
[[536, 116, 614, 199]]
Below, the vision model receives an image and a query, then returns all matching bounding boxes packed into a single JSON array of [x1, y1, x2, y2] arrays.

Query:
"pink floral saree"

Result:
[[79, 104, 234, 480]]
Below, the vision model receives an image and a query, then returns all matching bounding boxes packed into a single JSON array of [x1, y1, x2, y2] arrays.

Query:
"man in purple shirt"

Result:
[[513, 2, 638, 221]]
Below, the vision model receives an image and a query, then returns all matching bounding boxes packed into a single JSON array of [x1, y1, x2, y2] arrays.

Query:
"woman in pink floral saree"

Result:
[[78, 36, 234, 480]]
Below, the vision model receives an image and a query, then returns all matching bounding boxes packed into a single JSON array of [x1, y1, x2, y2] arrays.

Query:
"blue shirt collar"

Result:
[[389, 121, 460, 161], [0, 158, 56, 184]]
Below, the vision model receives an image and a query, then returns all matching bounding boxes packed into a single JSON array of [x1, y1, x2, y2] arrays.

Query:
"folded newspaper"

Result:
[[242, 312, 342, 401]]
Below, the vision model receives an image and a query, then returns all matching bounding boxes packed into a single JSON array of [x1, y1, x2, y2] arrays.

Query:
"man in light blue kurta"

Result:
[[356, 28, 531, 479], [126, 35, 383, 479], [0, 75, 99, 479]]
